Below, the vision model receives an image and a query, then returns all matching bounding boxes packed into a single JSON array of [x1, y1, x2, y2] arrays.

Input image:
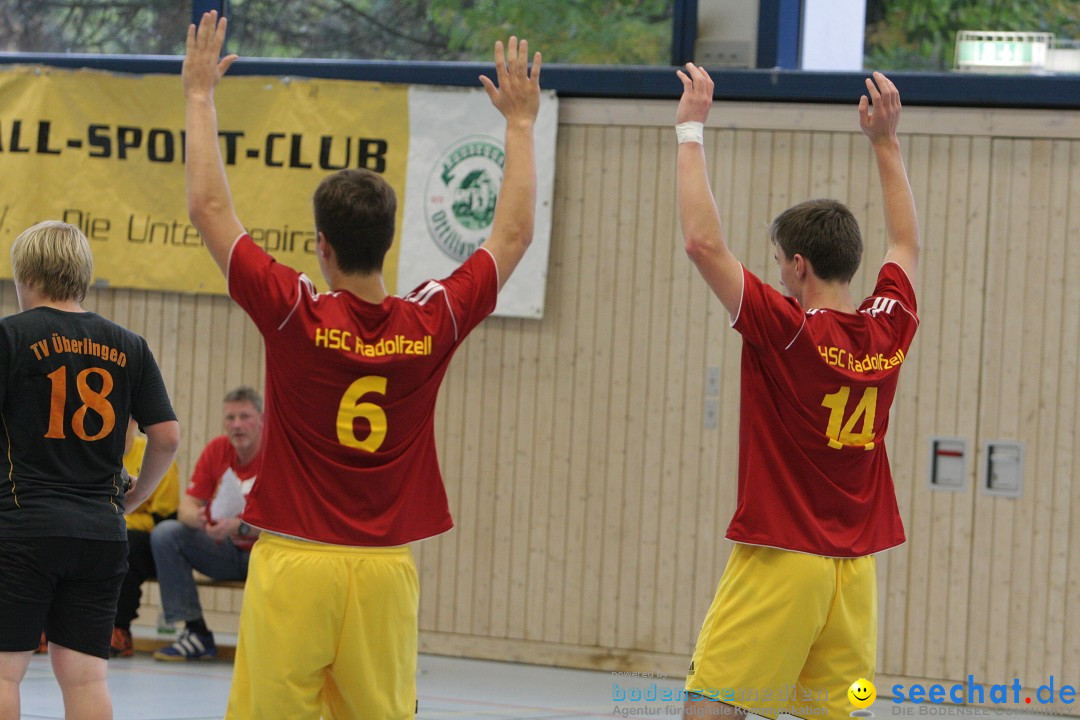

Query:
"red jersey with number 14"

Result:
[[727, 261, 918, 557], [227, 234, 498, 546]]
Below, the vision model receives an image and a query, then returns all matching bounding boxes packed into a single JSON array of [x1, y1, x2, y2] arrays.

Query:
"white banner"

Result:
[[399, 86, 558, 319]]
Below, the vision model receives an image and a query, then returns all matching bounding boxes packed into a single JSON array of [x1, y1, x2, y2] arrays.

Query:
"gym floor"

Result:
[[18, 648, 1061, 720]]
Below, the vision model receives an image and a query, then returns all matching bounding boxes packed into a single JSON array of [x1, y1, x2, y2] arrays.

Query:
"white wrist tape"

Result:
[[675, 121, 704, 145]]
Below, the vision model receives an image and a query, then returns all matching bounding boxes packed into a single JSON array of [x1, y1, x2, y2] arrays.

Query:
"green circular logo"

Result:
[[425, 136, 505, 262]]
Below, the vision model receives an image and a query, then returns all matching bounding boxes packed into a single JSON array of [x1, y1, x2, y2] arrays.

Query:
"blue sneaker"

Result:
[[152, 629, 216, 661]]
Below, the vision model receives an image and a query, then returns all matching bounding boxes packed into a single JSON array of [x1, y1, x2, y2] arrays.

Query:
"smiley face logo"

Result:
[[848, 677, 876, 709]]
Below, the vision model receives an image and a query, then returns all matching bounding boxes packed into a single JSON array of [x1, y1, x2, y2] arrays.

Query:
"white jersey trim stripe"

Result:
[[784, 316, 807, 351], [441, 291, 460, 342], [277, 274, 316, 331], [224, 232, 247, 298], [878, 260, 920, 326], [409, 281, 444, 306], [897, 300, 919, 325], [729, 265, 747, 328], [478, 247, 499, 289], [405, 280, 460, 341]]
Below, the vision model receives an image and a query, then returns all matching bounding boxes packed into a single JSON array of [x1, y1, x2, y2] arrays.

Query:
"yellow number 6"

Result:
[[336, 376, 388, 452]]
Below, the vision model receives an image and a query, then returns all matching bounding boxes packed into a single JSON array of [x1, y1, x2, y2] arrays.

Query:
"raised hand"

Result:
[[183, 10, 238, 100], [675, 62, 714, 125], [859, 71, 901, 145], [480, 36, 541, 125]]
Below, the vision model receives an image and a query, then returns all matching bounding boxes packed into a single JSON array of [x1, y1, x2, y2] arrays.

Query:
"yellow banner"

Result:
[[0, 66, 407, 295]]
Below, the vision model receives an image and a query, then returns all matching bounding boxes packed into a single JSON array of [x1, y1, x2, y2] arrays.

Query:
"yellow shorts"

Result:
[[226, 534, 419, 720], [685, 543, 877, 719]]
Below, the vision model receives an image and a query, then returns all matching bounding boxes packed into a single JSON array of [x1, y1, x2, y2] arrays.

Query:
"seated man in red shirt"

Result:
[[151, 386, 263, 661]]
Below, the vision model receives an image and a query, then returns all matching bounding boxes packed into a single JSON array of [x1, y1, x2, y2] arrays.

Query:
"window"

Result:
[[0, 0, 676, 65]]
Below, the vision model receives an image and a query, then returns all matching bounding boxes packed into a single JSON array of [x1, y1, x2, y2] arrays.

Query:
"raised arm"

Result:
[[676, 63, 743, 317], [860, 71, 920, 282], [183, 11, 243, 276], [477, 37, 541, 290]]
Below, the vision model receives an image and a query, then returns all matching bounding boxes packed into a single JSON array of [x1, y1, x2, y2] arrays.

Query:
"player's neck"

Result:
[[328, 270, 389, 305], [797, 279, 856, 314], [17, 286, 85, 313]]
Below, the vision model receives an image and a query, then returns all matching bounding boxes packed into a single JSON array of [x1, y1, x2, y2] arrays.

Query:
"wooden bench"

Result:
[[131, 575, 244, 660]]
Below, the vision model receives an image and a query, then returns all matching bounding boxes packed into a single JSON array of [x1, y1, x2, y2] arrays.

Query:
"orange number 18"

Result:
[[45, 366, 116, 441]]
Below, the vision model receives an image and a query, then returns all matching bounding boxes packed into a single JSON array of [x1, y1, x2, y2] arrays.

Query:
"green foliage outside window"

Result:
[[865, 0, 1080, 71], [0, 0, 674, 64]]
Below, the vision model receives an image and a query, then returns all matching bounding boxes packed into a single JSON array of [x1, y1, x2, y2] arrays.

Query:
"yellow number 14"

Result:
[[820, 386, 878, 450]]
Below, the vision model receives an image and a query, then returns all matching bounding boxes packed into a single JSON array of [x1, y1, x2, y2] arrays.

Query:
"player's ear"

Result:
[[793, 253, 807, 279], [316, 232, 332, 260]]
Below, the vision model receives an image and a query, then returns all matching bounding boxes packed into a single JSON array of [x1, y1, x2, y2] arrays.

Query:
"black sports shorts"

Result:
[[0, 536, 127, 659]]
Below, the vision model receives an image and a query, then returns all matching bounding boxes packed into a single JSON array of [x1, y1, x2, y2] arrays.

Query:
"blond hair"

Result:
[[11, 221, 94, 302]]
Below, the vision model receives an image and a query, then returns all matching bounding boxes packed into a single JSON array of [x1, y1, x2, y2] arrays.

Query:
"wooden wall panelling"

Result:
[[978, 138, 1029, 683], [156, 291, 183, 470], [602, 126, 643, 651], [505, 315, 535, 643], [1034, 138, 1074, 684], [542, 123, 584, 646], [222, 298, 247, 393], [489, 314, 521, 640], [206, 295, 230, 433], [992, 136, 1029, 680], [641, 121, 684, 656], [628, 124, 672, 654], [172, 292, 198, 475], [625, 127, 665, 652], [945, 136, 990, 681], [896, 133, 933, 678], [1018, 138, 1054, 683], [561, 122, 603, 647], [610, 126, 647, 650], [469, 321, 503, 638], [824, 132, 850, 202], [1000, 138, 1039, 683], [483, 320, 514, 640], [965, 138, 1009, 681], [920, 134, 959, 680], [745, 131, 778, 282], [518, 117, 575, 644], [1061, 142, 1080, 686], [514, 306, 544, 643], [504, 316, 533, 642], [577, 124, 622, 650]]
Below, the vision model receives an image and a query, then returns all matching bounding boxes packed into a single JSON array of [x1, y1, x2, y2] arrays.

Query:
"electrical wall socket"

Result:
[[704, 398, 719, 430]]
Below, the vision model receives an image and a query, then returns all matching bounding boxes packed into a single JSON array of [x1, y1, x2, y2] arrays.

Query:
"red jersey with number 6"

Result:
[[727, 261, 918, 557], [227, 234, 498, 546]]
